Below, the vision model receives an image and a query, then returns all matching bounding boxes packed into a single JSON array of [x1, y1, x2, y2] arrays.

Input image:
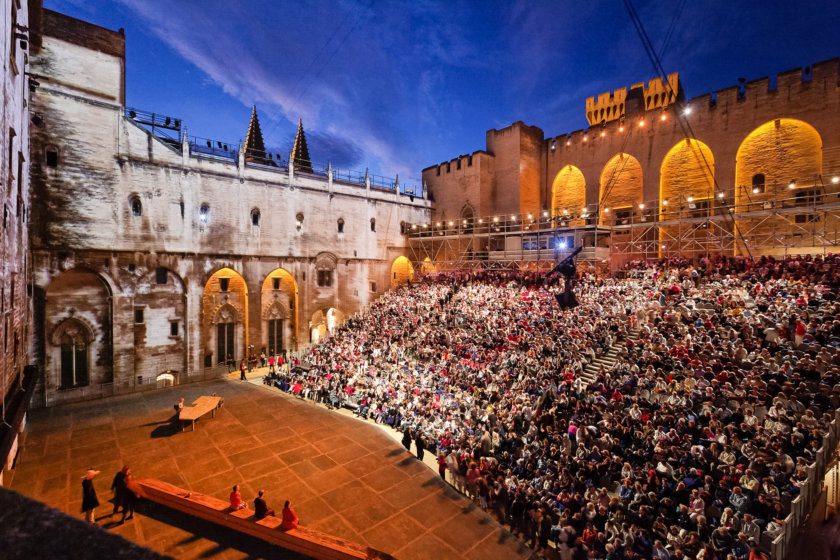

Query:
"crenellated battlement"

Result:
[[421, 150, 491, 175], [586, 73, 680, 125]]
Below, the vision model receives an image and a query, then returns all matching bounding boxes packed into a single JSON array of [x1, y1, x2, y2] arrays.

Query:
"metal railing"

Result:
[[189, 135, 239, 161], [125, 107, 182, 144], [769, 409, 840, 559]]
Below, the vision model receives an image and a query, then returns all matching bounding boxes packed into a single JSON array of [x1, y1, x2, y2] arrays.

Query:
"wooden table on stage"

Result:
[[179, 396, 223, 432]]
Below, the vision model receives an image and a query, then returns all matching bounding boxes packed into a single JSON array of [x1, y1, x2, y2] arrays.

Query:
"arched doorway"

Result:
[[156, 371, 176, 388], [735, 119, 822, 254], [45, 269, 113, 401], [551, 165, 586, 219], [599, 153, 643, 225], [261, 268, 298, 354], [310, 310, 327, 344], [203, 268, 248, 367], [391, 256, 414, 288], [326, 308, 345, 334]]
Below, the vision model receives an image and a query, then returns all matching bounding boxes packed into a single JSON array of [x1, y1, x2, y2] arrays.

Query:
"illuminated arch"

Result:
[[599, 153, 643, 224], [391, 256, 414, 288], [203, 267, 248, 366], [735, 119, 821, 204], [261, 268, 298, 353], [660, 138, 715, 213], [326, 308, 345, 334], [551, 165, 586, 217]]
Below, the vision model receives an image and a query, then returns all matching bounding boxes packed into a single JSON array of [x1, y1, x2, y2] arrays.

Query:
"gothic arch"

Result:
[[50, 316, 95, 346], [599, 153, 643, 224], [551, 165, 586, 218], [314, 252, 338, 271], [261, 268, 298, 353], [202, 267, 249, 366], [391, 256, 414, 288]]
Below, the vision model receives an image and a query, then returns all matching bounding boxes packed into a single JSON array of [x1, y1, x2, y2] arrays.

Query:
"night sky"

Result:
[[45, 0, 840, 189]]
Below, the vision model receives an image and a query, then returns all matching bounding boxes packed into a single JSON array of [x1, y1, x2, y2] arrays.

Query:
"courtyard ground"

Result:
[[9, 377, 535, 560]]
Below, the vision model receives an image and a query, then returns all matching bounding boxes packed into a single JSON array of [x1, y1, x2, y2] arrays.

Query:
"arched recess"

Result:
[[391, 256, 414, 288], [599, 153, 643, 225], [659, 138, 715, 255], [326, 308, 345, 334], [261, 268, 298, 354], [551, 165, 586, 218], [734, 119, 822, 254], [660, 138, 715, 212], [203, 267, 248, 366], [135, 267, 186, 382], [461, 204, 475, 234], [45, 269, 113, 397], [310, 310, 327, 344]]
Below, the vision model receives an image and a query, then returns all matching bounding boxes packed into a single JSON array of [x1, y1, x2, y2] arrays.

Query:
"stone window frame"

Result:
[[251, 207, 261, 227], [130, 195, 142, 217]]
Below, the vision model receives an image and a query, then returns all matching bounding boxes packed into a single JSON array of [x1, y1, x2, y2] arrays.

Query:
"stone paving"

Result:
[[10, 378, 535, 560]]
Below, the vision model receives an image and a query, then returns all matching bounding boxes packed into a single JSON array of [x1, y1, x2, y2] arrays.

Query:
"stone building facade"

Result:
[[26, 10, 429, 406], [1, 0, 33, 484], [421, 64, 840, 264]]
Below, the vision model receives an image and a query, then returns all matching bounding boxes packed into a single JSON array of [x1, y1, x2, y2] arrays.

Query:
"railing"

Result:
[[189, 135, 239, 161], [125, 107, 182, 144], [770, 408, 840, 559]]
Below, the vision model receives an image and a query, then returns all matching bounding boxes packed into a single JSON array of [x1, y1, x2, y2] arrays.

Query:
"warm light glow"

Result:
[[422, 224, 428, 228], [566, 140, 571, 146], [639, 120, 644, 127], [581, 207, 587, 212], [542, 211, 548, 217], [789, 182, 796, 189], [619, 126, 624, 132], [436, 222, 441, 227], [604, 207, 609, 213], [527, 214, 533, 220], [687, 196, 694, 202], [638, 203, 645, 209], [661, 244, 666, 249], [462, 220, 467, 224], [683, 107, 692, 115], [412, 224, 417, 229], [478, 219, 483, 223], [660, 114, 667, 121], [493, 217, 499, 222], [600, 131, 606, 137], [753, 188, 760, 194], [662, 199, 668, 206], [833, 176, 839, 183], [511, 215, 516, 220], [563, 209, 569, 214], [718, 192, 724, 198], [583, 135, 588, 142], [448, 221, 454, 226]]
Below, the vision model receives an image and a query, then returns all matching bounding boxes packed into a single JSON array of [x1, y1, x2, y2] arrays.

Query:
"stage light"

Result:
[[412, 224, 417, 229], [789, 181, 796, 189], [543, 211, 548, 217], [436, 222, 441, 227], [511, 215, 516, 220], [718, 192, 725, 198], [478, 219, 483, 223], [687, 196, 694, 202], [639, 120, 645, 127], [639, 203, 645, 209], [558, 240, 567, 250], [527, 214, 533, 220], [833, 176, 839, 184], [448, 221, 454, 226], [662, 199, 668, 206], [462, 220, 467, 224], [619, 126, 624, 132], [753, 188, 760, 194], [600, 131, 606, 137], [660, 114, 667, 121], [683, 107, 692, 115], [493, 217, 499, 222], [604, 207, 609, 213], [583, 135, 588, 142], [566, 140, 571, 146]]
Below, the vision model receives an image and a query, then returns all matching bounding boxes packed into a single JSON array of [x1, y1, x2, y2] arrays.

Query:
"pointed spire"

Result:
[[291, 118, 313, 173], [244, 105, 276, 166]]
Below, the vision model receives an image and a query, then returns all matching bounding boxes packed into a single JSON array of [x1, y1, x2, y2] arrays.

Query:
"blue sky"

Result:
[[46, 0, 840, 188]]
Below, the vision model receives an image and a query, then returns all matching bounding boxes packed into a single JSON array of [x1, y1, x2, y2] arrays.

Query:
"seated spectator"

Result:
[[229, 484, 247, 510], [254, 490, 275, 519], [280, 500, 299, 530]]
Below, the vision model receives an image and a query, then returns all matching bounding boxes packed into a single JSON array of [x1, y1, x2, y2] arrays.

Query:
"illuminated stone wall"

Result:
[[599, 153, 643, 224], [551, 165, 586, 217]]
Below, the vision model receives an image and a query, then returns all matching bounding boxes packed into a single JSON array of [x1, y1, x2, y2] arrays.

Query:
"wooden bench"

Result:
[[135, 478, 395, 560], [179, 396, 223, 432]]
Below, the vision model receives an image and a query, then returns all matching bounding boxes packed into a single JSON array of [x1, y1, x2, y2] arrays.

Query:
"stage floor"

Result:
[[9, 378, 534, 560]]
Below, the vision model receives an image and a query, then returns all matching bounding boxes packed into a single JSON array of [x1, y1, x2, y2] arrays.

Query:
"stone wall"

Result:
[[27, 10, 430, 406]]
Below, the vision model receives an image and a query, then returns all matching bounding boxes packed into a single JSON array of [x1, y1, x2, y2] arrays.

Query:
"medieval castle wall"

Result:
[[27, 10, 429, 406]]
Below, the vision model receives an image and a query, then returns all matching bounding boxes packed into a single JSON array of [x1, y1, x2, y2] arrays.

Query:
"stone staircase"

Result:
[[580, 327, 640, 384]]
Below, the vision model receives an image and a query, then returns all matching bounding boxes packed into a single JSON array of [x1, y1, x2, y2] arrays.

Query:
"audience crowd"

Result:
[[263, 253, 840, 560]]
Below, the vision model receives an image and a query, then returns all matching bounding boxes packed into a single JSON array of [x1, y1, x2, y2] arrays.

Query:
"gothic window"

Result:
[[199, 204, 210, 223], [155, 267, 167, 284], [337, 218, 344, 233], [272, 277, 280, 290], [134, 308, 144, 323], [170, 321, 179, 336], [46, 148, 58, 167], [130, 196, 142, 217], [219, 277, 230, 292], [370, 218, 376, 232], [251, 208, 260, 226], [296, 212, 304, 230], [57, 321, 91, 389]]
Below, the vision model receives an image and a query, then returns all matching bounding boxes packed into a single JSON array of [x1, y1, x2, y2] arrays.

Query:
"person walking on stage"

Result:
[[81, 468, 100, 523], [414, 431, 426, 461]]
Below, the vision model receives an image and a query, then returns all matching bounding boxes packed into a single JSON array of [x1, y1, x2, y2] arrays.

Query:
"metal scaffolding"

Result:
[[406, 176, 840, 272]]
